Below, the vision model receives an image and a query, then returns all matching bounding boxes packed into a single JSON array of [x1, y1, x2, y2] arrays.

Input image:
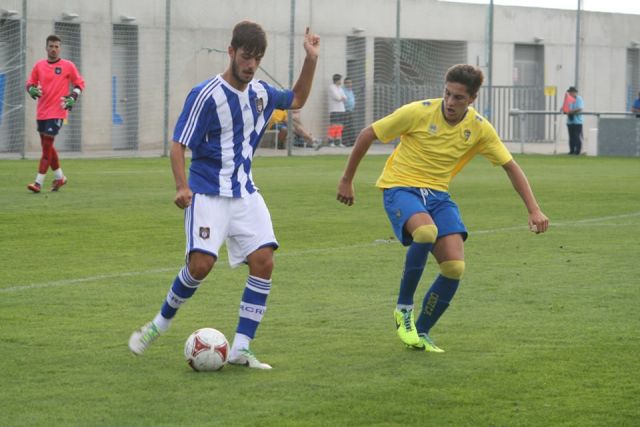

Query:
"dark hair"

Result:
[[344, 76, 352, 82], [445, 64, 484, 97], [46, 34, 62, 45], [332, 73, 342, 83], [231, 21, 267, 57], [567, 86, 578, 93]]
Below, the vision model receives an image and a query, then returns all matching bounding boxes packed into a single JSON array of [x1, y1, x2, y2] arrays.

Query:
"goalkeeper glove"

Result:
[[28, 86, 42, 100], [61, 91, 79, 111]]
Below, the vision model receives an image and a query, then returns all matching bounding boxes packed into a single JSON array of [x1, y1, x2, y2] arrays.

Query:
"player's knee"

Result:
[[411, 224, 438, 244], [254, 254, 273, 272], [439, 260, 465, 280], [248, 248, 275, 277], [188, 253, 215, 280]]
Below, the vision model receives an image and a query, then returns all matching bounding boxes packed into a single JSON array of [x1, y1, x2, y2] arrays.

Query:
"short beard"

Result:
[[231, 59, 252, 85]]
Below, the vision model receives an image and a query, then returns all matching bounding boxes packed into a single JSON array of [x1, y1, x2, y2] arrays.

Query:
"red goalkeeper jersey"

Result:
[[26, 58, 85, 120]]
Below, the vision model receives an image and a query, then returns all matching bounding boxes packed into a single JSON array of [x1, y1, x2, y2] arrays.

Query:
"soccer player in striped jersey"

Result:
[[129, 21, 320, 369], [26, 34, 84, 193], [337, 64, 549, 352]]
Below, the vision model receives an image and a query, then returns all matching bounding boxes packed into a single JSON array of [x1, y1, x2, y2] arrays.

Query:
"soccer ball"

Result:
[[184, 328, 229, 372]]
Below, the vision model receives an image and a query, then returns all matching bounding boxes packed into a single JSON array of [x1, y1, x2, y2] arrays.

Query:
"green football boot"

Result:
[[394, 308, 421, 346], [410, 333, 445, 353]]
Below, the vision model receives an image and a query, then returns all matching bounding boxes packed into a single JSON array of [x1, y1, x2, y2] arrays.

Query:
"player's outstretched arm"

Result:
[[502, 159, 549, 233], [290, 27, 319, 110], [170, 142, 192, 209], [337, 126, 377, 206]]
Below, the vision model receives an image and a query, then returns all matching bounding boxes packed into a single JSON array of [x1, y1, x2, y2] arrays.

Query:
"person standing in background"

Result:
[[327, 73, 346, 147], [342, 76, 356, 146], [564, 86, 584, 155], [631, 91, 640, 118], [26, 34, 85, 193]]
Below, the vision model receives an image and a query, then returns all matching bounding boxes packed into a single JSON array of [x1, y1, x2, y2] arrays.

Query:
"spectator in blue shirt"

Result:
[[564, 87, 584, 155], [632, 91, 640, 118], [342, 76, 356, 146]]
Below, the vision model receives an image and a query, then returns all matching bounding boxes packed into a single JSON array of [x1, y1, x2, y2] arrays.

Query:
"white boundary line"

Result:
[[2, 211, 639, 294], [0, 268, 176, 293]]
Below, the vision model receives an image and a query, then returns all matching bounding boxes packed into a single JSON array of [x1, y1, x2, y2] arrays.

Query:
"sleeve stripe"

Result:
[[178, 77, 221, 144]]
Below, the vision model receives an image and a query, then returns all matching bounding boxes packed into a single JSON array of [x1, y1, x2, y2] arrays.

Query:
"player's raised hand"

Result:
[[303, 27, 320, 58]]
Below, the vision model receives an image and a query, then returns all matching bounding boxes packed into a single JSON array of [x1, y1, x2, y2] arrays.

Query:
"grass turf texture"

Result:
[[1, 154, 639, 426]]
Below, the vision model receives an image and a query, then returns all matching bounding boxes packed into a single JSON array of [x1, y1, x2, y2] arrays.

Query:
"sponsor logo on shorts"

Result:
[[395, 209, 402, 218], [199, 227, 210, 239]]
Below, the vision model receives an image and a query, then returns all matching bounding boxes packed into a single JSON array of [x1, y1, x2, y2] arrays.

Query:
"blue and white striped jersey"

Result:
[[173, 75, 293, 197]]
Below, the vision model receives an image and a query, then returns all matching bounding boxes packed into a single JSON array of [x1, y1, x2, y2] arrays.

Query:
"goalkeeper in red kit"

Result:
[[26, 34, 85, 193]]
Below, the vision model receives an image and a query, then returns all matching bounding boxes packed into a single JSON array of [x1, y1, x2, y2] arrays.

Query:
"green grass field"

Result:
[[1, 153, 639, 426]]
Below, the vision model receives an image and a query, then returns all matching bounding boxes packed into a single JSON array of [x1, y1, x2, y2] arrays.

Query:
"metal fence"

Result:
[[479, 86, 559, 143], [1, 0, 638, 158], [509, 110, 639, 155]]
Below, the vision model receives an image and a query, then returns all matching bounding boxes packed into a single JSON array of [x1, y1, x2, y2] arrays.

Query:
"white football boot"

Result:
[[228, 348, 272, 369]]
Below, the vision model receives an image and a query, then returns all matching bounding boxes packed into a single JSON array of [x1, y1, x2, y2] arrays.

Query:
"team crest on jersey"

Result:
[[464, 129, 471, 141], [55, 67, 62, 75], [199, 227, 210, 239], [255, 98, 264, 113], [428, 124, 438, 135]]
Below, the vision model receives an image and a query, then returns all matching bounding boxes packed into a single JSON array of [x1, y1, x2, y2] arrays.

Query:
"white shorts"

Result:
[[184, 192, 278, 268]]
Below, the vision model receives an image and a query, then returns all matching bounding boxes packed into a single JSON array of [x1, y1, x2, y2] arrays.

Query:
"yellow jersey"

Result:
[[373, 98, 512, 192], [269, 109, 288, 127]]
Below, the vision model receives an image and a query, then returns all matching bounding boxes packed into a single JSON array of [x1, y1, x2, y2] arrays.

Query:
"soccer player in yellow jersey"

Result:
[[337, 64, 549, 352]]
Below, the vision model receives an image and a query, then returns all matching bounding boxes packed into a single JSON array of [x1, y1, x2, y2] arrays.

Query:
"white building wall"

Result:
[[3, 0, 638, 153]]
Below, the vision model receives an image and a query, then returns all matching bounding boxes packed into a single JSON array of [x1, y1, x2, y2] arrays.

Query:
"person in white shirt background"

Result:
[[327, 73, 346, 147]]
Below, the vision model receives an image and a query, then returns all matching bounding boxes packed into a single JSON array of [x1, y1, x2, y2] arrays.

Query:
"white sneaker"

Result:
[[128, 322, 161, 355], [228, 348, 272, 369]]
